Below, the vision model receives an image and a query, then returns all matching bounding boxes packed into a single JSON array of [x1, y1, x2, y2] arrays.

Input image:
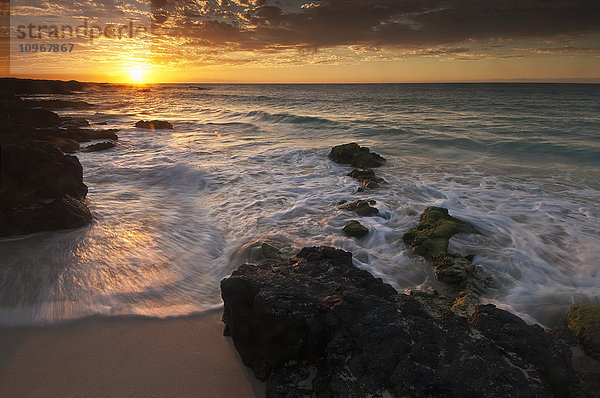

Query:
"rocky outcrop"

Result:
[[339, 199, 379, 217], [221, 246, 578, 397], [135, 120, 173, 130], [403, 207, 489, 316], [0, 79, 94, 237], [83, 141, 115, 152], [0, 142, 92, 236], [0, 77, 88, 94], [329, 143, 385, 169], [342, 220, 369, 238]]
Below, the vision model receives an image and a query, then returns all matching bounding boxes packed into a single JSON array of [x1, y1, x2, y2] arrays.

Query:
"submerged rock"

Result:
[[135, 120, 173, 130], [435, 253, 476, 286], [342, 220, 369, 238], [221, 246, 577, 397], [260, 242, 282, 260], [339, 199, 379, 217], [402, 206, 474, 260], [83, 141, 115, 152], [329, 143, 385, 169]]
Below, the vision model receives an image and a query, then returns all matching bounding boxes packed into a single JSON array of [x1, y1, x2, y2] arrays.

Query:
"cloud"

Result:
[[150, 0, 600, 52]]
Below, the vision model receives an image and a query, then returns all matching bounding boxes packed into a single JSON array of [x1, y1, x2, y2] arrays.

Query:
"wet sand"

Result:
[[0, 310, 265, 397]]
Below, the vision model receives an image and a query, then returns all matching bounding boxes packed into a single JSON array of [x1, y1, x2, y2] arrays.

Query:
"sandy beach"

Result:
[[0, 310, 265, 397]]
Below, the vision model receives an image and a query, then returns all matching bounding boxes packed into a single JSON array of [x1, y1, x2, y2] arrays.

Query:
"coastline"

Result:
[[0, 309, 265, 397]]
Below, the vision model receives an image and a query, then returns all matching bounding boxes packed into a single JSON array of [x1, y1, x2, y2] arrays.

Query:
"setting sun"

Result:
[[127, 67, 146, 84]]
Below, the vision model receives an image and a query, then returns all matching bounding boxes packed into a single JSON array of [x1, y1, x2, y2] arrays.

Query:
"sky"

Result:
[[3, 0, 600, 83]]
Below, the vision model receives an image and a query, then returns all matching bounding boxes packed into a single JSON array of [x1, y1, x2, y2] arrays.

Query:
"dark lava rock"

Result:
[[83, 141, 115, 152], [329, 143, 385, 169], [135, 120, 173, 130], [61, 116, 90, 127], [221, 246, 578, 397], [83, 129, 119, 141], [348, 168, 384, 191], [0, 96, 61, 128], [0, 142, 91, 236], [340, 199, 378, 217], [53, 137, 80, 153], [0, 78, 87, 94], [342, 220, 369, 238], [402, 206, 474, 260]]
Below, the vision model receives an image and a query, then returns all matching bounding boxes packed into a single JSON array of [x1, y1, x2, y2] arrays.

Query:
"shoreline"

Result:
[[0, 309, 265, 397]]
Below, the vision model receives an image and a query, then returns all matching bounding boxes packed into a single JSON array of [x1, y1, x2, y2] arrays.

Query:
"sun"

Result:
[[127, 66, 146, 84]]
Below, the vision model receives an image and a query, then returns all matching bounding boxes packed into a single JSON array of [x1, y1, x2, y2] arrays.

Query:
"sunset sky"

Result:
[[4, 0, 600, 83]]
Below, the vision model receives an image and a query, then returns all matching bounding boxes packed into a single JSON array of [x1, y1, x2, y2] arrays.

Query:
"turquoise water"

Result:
[[1, 83, 599, 327]]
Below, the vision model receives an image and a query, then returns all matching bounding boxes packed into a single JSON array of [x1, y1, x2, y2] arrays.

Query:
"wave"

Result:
[[244, 110, 340, 126]]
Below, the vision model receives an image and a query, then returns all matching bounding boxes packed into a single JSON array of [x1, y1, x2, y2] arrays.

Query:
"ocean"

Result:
[[1, 83, 599, 327]]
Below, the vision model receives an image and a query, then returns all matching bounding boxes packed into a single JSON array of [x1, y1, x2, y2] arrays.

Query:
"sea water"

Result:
[[1, 83, 599, 327]]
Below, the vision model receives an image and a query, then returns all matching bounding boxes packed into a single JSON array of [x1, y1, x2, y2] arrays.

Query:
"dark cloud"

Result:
[[151, 0, 600, 51]]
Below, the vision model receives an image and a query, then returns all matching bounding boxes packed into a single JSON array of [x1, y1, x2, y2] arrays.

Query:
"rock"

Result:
[[61, 117, 90, 127], [0, 96, 61, 128], [52, 137, 80, 153], [221, 247, 578, 397], [0, 141, 91, 236], [260, 242, 282, 260], [566, 305, 600, 360], [349, 169, 385, 192], [340, 199, 378, 217], [0, 77, 87, 94], [83, 129, 119, 140], [135, 120, 173, 130], [470, 304, 577, 397], [435, 253, 476, 286], [402, 206, 474, 260], [329, 143, 385, 169], [82, 141, 115, 152], [335, 199, 347, 206], [451, 291, 479, 317], [342, 220, 369, 238], [95, 121, 108, 125]]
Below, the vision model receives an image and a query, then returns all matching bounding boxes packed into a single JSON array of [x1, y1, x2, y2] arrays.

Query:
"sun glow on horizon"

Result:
[[127, 66, 147, 84]]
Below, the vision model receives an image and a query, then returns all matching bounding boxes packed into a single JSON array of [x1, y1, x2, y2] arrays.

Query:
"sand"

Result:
[[0, 310, 265, 397]]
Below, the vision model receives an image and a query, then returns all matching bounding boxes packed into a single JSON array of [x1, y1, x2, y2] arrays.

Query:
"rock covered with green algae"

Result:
[[402, 206, 474, 259], [566, 304, 600, 360], [403, 207, 491, 317], [342, 220, 369, 238], [260, 242, 282, 260]]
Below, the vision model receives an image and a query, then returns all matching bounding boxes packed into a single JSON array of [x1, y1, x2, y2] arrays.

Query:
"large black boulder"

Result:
[[221, 246, 578, 397], [0, 142, 91, 236]]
